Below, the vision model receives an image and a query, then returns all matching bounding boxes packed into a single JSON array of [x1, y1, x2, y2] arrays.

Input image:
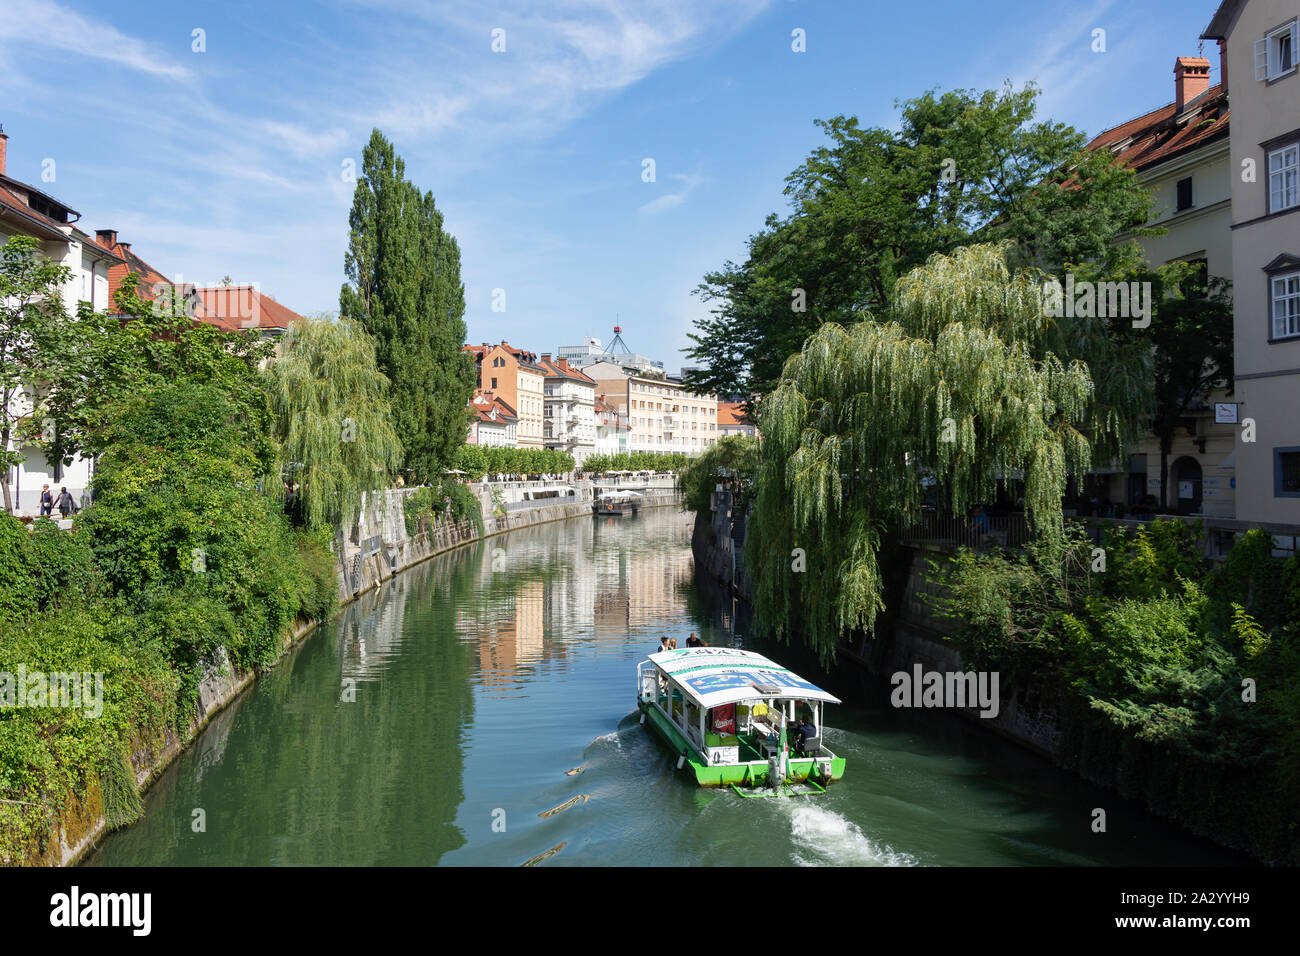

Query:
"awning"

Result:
[[649, 648, 841, 709]]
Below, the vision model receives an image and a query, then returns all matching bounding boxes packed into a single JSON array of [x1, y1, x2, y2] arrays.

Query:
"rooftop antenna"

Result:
[[608, 322, 631, 355]]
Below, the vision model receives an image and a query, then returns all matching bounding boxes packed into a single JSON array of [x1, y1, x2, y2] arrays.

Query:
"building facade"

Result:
[[594, 394, 631, 457], [464, 342, 546, 448], [716, 402, 759, 439], [1204, 0, 1300, 525], [585, 361, 719, 454], [538, 354, 596, 465], [468, 392, 518, 447], [1087, 53, 1237, 516]]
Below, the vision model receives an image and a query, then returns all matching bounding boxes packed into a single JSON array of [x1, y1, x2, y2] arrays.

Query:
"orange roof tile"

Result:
[[195, 286, 303, 332], [1085, 83, 1228, 173]]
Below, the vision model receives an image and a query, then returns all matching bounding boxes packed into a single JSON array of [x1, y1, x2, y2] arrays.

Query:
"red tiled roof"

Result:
[[195, 286, 302, 332], [470, 391, 517, 424], [463, 341, 545, 372], [537, 355, 597, 385], [717, 402, 754, 427], [1085, 83, 1228, 173], [94, 237, 181, 311]]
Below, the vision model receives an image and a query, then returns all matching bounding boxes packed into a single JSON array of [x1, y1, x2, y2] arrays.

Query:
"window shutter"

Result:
[[1256, 37, 1269, 80], [1292, 22, 1299, 70]]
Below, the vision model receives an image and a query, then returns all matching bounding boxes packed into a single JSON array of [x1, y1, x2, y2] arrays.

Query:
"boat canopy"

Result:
[[647, 648, 841, 709]]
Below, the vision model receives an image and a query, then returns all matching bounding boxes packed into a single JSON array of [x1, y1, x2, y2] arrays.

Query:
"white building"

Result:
[[538, 354, 596, 465], [1203, 0, 1300, 526], [586, 361, 719, 455], [0, 127, 123, 514], [594, 393, 631, 457], [468, 392, 518, 447]]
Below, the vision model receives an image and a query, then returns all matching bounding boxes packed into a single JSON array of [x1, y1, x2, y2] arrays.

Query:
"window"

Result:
[[1176, 177, 1193, 211], [491, 377, 498, 389], [1256, 20, 1298, 80], [1273, 270, 1300, 339], [1276, 447, 1300, 497], [1269, 144, 1299, 212]]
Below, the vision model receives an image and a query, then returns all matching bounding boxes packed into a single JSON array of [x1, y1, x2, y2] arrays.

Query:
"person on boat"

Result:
[[667, 638, 678, 650], [657, 637, 669, 653], [794, 716, 818, 757], [686, 633, 702, 647]]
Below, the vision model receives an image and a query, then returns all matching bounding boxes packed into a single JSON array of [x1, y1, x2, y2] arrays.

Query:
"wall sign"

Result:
[[1214, 403, 1239, 424]]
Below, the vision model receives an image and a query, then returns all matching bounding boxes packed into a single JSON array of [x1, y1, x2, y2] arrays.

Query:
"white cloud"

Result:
[[0, 0, 191, 81], [639, 192, 687, 214]]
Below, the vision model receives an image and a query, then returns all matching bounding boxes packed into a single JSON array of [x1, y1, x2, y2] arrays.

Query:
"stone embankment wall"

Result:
[[47, 482, 679, 866]]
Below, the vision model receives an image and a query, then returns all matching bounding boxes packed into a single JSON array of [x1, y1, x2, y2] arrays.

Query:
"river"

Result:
[[86, 505, 1247, 866]]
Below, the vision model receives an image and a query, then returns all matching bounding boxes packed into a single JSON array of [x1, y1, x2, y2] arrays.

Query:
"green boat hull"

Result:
[[637, 699, 846, 789]]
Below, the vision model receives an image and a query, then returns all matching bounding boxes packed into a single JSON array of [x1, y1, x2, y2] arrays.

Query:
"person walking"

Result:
[[39, 484, 53, 516], [56, 486, 74, 519]]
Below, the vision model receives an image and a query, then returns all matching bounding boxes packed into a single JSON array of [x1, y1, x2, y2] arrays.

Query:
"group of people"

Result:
[[38, 484, 77, 519], [656, 632, 708, 653]]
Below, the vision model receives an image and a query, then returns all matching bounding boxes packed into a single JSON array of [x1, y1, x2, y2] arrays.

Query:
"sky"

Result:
[[0, 0, 1229, 373]]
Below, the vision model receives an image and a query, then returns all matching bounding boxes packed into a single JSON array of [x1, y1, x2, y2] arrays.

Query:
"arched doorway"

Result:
[[1172, 456, 1203, 515]]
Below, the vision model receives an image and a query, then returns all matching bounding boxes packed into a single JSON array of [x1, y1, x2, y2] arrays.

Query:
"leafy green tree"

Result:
[[747, 243, 1150, 663], [682, 84, 1156, 400], [0, 237, 71, 513], [30, 270, 275, 478], [266, 317, 403, 529], [677, 435, 759, 514], [80, 381, 336, 675], [340, 129, 476, 483]]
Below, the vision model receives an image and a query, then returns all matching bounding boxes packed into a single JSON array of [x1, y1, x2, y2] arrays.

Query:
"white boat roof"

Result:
[[648, 648, 841, 709]]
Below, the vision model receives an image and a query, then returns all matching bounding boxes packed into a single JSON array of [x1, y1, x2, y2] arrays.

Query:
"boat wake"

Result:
[[787, 804, 918, 867]]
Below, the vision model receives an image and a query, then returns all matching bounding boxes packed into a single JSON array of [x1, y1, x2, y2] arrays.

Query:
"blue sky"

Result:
[[1, 0, 1227, 371]]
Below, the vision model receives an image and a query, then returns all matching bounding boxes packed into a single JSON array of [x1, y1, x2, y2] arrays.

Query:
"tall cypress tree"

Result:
[[341, 129, 474, 483]]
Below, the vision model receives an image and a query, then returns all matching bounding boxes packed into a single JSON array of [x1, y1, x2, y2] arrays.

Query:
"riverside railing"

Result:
[[899, 511, 1032, 551]]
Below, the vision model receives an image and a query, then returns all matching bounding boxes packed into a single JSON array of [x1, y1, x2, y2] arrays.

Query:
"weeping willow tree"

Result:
[[747, 242, 1151, 664], [266, 317, 403, 529]]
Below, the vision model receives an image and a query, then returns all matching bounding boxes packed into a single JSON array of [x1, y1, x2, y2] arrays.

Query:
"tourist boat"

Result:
[[593, 490, 641, 516], [635, 647, 845, 793]]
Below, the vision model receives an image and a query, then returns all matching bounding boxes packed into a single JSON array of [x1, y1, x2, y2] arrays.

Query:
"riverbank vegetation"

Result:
[[0, 272, 343, 863], [934, 521, 1300, 862], [744, 242, 1151, 664], [403, 481, 486, 538], [676, 436, 759, 515]]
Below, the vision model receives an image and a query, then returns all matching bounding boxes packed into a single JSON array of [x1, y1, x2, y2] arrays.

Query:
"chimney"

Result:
[[0, 125, 7, 176], [1175, 57, 1211, 112], [95, 229, 117, 248], [541, 352, 552, 362]]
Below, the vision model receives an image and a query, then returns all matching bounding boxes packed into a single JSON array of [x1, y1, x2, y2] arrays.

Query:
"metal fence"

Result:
[[898, 511, 1033, 551]]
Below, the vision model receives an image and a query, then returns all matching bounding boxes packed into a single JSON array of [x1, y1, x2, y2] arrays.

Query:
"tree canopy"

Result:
[[340, 129, 476, 483], [266, 317, 403, 529], [682, 84, 1156, 400], [746, 242, 1151, 664]]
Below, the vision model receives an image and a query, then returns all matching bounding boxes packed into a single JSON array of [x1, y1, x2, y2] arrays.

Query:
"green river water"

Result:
[[86, 506, 1248, 866]]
